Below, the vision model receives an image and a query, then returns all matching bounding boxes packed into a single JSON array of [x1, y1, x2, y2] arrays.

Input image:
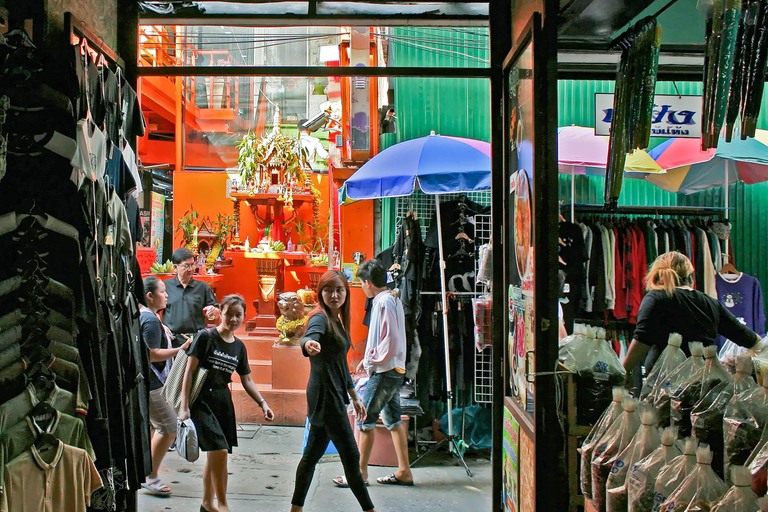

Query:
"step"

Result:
[[231, 383, 307, 426], [240, 335, 279, 360], [231, 359, 271, 385]]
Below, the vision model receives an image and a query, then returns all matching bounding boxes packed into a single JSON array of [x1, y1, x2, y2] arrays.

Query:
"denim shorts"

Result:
[[358, 369, 405, 431]]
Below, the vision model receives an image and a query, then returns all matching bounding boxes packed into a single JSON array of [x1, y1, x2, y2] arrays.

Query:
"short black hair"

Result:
[[171, 247, 196, 264], [357, 259, 387, 288]]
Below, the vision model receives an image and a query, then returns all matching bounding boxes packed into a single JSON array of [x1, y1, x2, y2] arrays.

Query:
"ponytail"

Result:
[[645, 251, 694, 297]]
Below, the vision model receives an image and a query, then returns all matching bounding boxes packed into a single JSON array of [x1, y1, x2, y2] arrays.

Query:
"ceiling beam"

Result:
[[137, 65, 491, 78]]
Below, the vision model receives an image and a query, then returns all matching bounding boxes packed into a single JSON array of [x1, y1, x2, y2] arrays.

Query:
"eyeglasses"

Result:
[[177, 263, 195, 270]]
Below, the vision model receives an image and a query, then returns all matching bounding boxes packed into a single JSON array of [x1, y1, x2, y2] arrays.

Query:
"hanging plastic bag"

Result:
[[628, 426, 681, 512], [745, 418, 768, 495], [652, 437, 700, 512], [641, 333, 687, 401], [560, 326, 627, 425], [607, 405, 662, 512], [724, 373, 768, 485], [672, 345, 733, 439], [719, 339, 748, 374], [709, 466, 759, 512], [693, 355, 757, 480], [472, 295, 492, 351], [583, 387, 629, 500], [592, 398, 642, 512], [658, 444, 729, 512], [561, 323, 587, 349], [654, 342, 705, 428], [176, 418, 199, 463]]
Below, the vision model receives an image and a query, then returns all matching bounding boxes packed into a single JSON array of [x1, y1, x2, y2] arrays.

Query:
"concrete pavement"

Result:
[[138, 425, 491, 512]]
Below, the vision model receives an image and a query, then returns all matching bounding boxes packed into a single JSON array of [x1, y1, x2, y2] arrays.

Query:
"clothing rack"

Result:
[[561, 203, 728, 217], [64, 12, 125, 70]]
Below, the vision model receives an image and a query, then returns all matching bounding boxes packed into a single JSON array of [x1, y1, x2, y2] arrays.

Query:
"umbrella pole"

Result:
[[434, 194, 455, 439], [724, 165, 730, 259], [571, 167, 576, 223]]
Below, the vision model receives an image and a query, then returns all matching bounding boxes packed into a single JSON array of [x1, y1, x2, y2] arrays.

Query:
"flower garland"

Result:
[[276, 315, 307, 333]]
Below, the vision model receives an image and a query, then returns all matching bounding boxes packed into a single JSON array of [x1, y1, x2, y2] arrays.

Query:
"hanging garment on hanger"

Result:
[[581, 222, 594, 313], [613, 226, 628, 320], [715, 271, 766, 348]]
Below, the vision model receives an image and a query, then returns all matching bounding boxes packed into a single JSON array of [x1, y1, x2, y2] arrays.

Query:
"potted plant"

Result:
[[175, 206, 198, 248]]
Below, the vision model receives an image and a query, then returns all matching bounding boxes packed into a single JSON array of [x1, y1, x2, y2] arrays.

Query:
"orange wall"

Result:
[[173, 170, 374, 365]]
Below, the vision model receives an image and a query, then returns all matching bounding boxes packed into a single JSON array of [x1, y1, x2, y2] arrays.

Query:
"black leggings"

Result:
[[292, 417, 374, 511]]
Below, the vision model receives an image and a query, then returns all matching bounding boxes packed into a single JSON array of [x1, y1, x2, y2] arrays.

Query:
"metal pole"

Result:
[[434, 194, 455, 438], [571, 167, 576, 223], [724, 164, 730, 259]]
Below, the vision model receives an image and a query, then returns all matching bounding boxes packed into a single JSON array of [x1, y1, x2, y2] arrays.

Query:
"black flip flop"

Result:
[[376, 473, 415, 486]]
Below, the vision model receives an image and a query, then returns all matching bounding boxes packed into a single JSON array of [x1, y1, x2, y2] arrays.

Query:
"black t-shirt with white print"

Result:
[[188, 328, 250, 388]]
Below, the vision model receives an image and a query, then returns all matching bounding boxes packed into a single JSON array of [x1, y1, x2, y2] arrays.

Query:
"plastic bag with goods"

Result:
[[583, 387, 630, 500], [672, 345, 733, 439], [561, 323, 587, 349], [693, 355, 757, 480], [472, 295, 492, 351], [592, 398, 642, 512], [708, 465, 759, 512], [724, 373, 768, 485], [628, 426, 681, 512], [560, 326, 627, 425], [745, 421, 768, 495], [654, 343, 705, 428], [641, 333, 687, 401], [719, 338, 748, 374], [608, 405, 662, 512], [652, 437, 700, 512], [658, 444, 728, 512]]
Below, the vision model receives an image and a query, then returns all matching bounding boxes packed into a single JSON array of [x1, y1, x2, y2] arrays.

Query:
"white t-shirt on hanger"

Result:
[[70, 119, 107, 188]]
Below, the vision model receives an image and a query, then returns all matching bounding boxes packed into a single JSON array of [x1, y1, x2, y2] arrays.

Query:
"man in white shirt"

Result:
[[298, 120, 329, 171], [353, 259, 414, 486]]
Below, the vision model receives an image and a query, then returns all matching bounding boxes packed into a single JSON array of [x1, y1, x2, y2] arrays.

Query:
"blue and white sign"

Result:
[[595, 93, 702, 138]]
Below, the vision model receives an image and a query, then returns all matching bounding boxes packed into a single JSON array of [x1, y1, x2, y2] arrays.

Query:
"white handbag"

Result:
[[176, 418, 200, 462]]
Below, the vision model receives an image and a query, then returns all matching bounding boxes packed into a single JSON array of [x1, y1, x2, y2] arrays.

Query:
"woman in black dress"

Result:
[[290, 271, 376, 512], [179, 294, 275, 512]]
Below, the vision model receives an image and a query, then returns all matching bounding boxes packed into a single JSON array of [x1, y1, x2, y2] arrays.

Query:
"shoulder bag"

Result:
[[161, 330, 210, 414]]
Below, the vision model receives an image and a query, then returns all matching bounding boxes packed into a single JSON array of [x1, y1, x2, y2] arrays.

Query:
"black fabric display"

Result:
[[423, 198, 488, 293], [634, 289, 758, 354], [105, 150, 137, 202], [559, 221, 587, 331], [0, 31, 152, 511]]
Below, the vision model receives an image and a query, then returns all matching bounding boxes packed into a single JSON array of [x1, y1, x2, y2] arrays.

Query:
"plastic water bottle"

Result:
[[287, 238, 294, 252]]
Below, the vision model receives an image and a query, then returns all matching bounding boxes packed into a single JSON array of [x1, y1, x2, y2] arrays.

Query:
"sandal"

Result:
[[376, 473, 414, 486], [332, 475, 369, 488], [141, 476, 172, 496]]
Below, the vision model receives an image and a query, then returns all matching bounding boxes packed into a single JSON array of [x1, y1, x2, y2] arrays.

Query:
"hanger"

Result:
[[720, 254, 740, 276], [455, 232, 472, 242], [27, 401, 56, 422]]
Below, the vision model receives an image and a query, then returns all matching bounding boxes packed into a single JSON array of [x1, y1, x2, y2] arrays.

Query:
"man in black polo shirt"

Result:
[[163, 248, 220, 346]]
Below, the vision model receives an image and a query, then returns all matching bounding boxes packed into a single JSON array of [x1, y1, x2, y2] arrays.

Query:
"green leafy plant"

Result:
[[175, 206, 199, 247], [214, 213, 236, 246]]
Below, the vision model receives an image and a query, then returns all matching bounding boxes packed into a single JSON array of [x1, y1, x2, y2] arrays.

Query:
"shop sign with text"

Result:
[[594, 93, 702, 138]]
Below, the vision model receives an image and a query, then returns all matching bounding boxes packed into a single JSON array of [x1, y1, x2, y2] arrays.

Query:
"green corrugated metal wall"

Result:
[[381, 28, 491, 248], [558, 79, 768, 326], [383, 30, 767, 324]]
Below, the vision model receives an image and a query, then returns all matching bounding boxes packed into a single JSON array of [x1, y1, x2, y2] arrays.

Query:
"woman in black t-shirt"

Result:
[[623, 252, 762, 383], [179, 294, 274, 512], [291, 271, 375, 512]]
